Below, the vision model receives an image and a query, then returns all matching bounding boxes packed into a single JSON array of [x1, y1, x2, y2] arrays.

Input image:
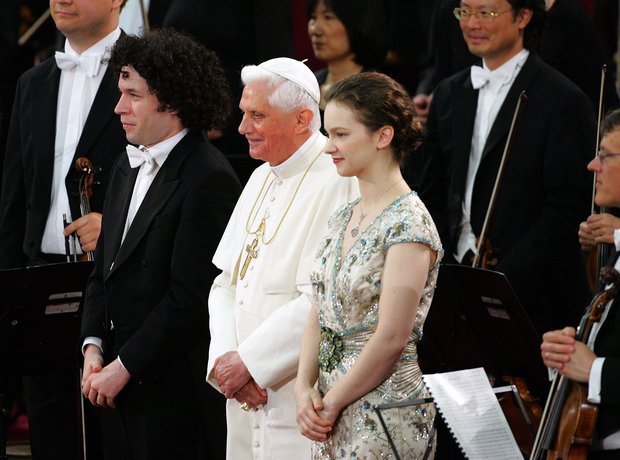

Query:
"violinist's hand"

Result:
[[413, 94, 432, 125], [64, 212, 102, 252], [578, 221, 596, 251], [579, 213, 620, 251], [541, 327, 596, 383]]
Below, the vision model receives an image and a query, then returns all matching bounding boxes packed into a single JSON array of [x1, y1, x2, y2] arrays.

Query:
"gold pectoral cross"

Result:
[[239, 218, 265, 280]]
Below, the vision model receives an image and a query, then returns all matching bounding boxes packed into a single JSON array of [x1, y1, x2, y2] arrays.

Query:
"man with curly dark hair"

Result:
[[80, 29, 241, 459]]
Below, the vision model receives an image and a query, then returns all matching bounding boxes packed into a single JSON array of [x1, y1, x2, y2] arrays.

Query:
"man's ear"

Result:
[[377, 126, 394, 150], [295, 108, 314, 134]]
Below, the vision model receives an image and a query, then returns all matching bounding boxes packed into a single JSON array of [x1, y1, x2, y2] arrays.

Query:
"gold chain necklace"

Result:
[[239, 150, 322, 280], [350, 180, 405, 238]]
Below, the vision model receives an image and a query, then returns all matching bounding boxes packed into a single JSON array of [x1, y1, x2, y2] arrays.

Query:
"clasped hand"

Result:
[[541, 326, 596, 383], [295, 386, 338, 442], [82, 345, 131, 408], [212, 351, 252, 398]]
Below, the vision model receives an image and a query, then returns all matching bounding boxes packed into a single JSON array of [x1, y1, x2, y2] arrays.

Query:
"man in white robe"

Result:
[[207, 58, 358, 459]]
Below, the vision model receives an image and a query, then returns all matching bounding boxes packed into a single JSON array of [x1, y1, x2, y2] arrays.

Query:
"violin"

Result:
[[530, 267, 620, 460], [75, 157, 96, 262]]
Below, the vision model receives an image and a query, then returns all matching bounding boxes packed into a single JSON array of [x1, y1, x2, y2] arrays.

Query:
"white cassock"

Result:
[[207, 132, 358, 460]]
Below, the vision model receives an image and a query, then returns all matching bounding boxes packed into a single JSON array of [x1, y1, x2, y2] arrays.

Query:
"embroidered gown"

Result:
[[310, 191, 443, 459]]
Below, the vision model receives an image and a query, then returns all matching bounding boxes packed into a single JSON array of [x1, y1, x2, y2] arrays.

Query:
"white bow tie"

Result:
[[126, 145, 157, 174], [470, 65, 492, 90], [55, 51, 102, 77]]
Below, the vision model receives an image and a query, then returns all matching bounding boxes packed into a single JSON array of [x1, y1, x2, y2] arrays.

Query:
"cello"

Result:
[[530, 267, 620, 459]]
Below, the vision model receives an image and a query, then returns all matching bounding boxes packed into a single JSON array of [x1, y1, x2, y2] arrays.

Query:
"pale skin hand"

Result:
[[212, 351, 251, 398], [83, 355, 131, 409], [233, 379, 268, 409], [541, 326, 596, 383], [82, 344, 104, 386], [295, 308, 333, 441], [578, 213, 620, 251], [63, 212, 102, 252]]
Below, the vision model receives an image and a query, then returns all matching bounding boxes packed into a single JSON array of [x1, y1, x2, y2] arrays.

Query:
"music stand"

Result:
[[420, 264, 547, 389], [374, 386, 531, 460], [0, 261, 94, 457]]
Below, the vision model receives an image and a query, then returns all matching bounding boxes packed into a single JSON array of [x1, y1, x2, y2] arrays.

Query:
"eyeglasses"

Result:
[[597, 151, 620, 164], [453, 7, 513, 23]]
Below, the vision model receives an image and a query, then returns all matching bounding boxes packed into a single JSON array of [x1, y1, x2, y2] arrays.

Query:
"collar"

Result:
[[480, 48, 529, 91], [64, 27, 121, 64], [270, 131, 322, 180], [614, 228, 620, 251], [138, 128, 189, 169]]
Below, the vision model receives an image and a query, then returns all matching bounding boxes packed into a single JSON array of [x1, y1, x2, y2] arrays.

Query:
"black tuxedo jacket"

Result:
[[81, 131, 240, 452], [418, 53, 596, 334], [593, 252, 620, 438], [0, 54, 127, 268]]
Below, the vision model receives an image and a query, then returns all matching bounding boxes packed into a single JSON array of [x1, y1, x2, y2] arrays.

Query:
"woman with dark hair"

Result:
[[307, 0, 387, 117], [295, 72, 442, 458]]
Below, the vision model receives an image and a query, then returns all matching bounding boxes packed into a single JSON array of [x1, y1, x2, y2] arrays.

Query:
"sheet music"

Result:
[[423, 367, 523, 459]]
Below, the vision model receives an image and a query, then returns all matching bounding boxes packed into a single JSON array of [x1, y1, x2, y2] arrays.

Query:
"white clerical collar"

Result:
[[64, 27, 121, 62], [270, 131, 321, 181], [481, 48, 529, 90], [138, 128, 189, 168]]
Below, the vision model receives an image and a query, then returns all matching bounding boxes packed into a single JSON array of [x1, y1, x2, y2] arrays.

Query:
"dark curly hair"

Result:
[[507, 0, 547, 51], [109, 29, 231, 132], [306, 0, 387, 69], [325, 72, 423, 166]]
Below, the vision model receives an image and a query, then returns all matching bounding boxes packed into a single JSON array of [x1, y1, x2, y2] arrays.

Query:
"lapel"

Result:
[[74, 65, 120, 160], [450, 73, 479, 203], [31, 62, 61, 192], [105, 134, 194, 280], [103, 156, 138, 276], [480, 53, 539, 162]]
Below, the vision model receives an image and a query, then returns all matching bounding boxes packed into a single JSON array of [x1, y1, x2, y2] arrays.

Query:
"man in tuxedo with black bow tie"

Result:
[[542, 108, 620, 458], [0, 1, 128, 458], [416, 0, 596, 336], [80, 29, 240, 459]]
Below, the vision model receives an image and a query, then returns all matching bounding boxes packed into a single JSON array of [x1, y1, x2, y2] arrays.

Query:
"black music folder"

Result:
[[420, 264, 547, 390], [0, 261, 94, 374]]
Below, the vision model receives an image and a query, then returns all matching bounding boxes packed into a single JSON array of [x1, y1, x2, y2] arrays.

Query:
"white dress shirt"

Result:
[[41, 28, 121, 255], [455, 49, 529, 263]]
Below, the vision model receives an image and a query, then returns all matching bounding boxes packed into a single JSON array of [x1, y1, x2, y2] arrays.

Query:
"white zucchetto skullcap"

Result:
[[258, 57, 320, 104]]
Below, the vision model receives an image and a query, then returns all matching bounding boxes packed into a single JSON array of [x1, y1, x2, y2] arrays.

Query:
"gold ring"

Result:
[[240, 402, 250, 411]]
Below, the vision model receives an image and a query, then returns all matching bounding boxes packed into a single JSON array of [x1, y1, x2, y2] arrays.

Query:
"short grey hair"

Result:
[[241, 65, 321, 134]]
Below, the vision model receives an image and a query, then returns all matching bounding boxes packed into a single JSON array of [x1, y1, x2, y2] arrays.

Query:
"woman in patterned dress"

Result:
[[295, 72, 443, 459]]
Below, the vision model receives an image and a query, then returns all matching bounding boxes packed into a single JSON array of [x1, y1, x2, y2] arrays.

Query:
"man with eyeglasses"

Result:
[[542, 108, 620, 458], [417, 0, 595, 338]]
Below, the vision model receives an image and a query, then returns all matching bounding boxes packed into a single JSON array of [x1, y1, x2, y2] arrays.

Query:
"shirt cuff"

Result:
[[117, 355, 127, 371], [82, 337, 103, 355], [588, 357, 605, 403]]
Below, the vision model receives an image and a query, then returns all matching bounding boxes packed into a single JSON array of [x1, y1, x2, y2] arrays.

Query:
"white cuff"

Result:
[[82, 337, 103, 355], [587, 357, 605, 403]]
